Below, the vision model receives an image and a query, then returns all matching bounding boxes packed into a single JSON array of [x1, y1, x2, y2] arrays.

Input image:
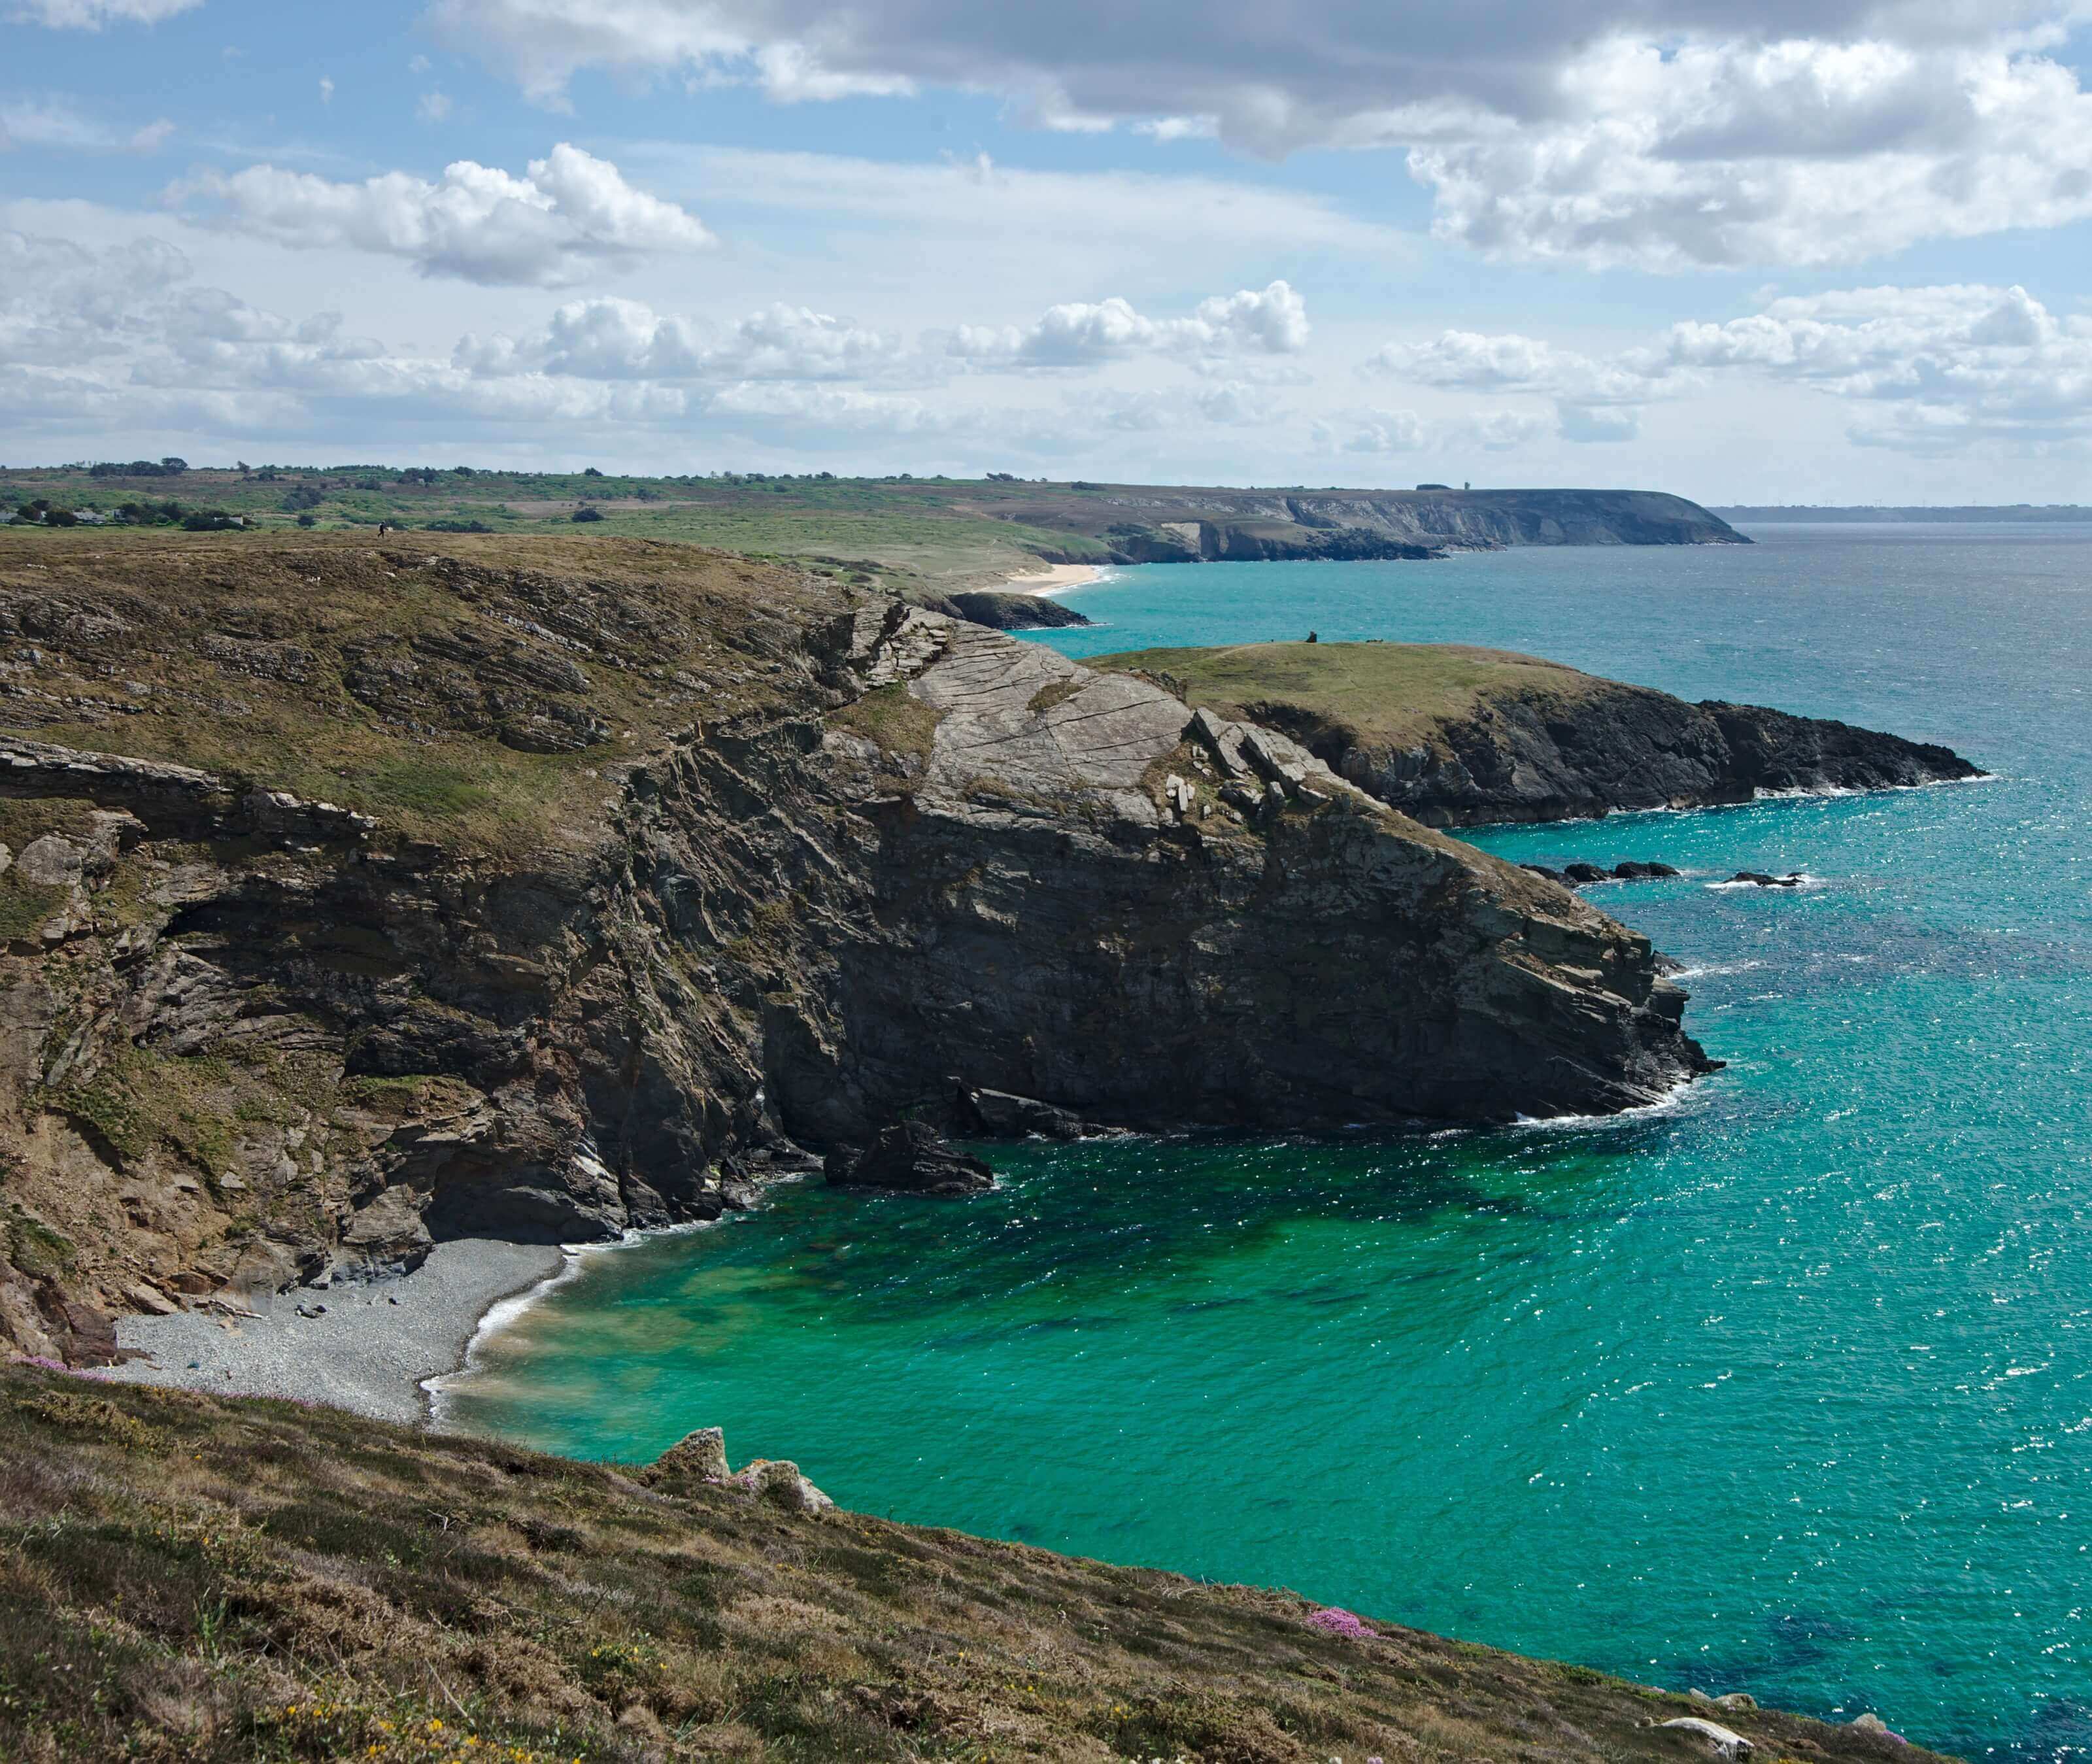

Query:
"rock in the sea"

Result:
[[1731, 870, 1803, 888], [955, 1084, 1109, 1142], [1562, 862, 1611, 884], [1520, 863, 1567, 883], [826, 1121, 996, 1195]]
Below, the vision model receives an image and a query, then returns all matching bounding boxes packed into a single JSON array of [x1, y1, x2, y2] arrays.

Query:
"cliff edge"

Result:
[[1093, 642, 1982, 826]]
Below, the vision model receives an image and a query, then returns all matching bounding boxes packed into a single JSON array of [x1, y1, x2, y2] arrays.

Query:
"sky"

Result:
[[7, 1, 2092, 501]]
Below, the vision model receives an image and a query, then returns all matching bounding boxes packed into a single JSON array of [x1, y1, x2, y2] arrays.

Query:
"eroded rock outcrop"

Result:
[[0, 539, 1710, 1359]]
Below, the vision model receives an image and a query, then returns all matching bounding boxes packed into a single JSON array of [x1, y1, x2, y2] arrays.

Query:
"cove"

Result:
[[445, 525, 2092, 1760]]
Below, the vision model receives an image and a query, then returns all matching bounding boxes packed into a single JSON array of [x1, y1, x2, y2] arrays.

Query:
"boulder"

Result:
[[1731, 871, 1802, 888], [1562, 862, 1610, 885], [1613, 860, 1681, 879], [735, 1458, 835, 1515], [1519, 864, 1567, 883], [649, 1426, 729, 1489], [826, 1121, 995, 1195], [956, 1085, 1105, 1142], [1660, 1718, 1755, 1761]]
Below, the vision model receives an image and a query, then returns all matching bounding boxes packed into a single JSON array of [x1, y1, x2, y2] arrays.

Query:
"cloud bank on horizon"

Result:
[[8, 0, 2092, 499]]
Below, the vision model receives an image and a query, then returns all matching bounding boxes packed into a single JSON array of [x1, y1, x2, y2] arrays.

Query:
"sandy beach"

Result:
[[1001, 561, 1109, 596], [104, 1238, 566, 1425]]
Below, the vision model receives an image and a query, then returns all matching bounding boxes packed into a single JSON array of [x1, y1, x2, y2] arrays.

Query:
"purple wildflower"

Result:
[[1306, 1606, 1377, 1640]]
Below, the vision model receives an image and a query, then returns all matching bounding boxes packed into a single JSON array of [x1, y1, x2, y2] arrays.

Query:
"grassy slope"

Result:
[[0, 530, 842, 857], [1090, 642, 1614, 755], [0, 1364, 1946, 1764], [0, 469, 1109, 596]]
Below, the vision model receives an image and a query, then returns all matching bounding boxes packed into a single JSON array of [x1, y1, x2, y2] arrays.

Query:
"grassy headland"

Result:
[[1090, 641, 1611, 756], [0, 1363, 1946, 1763]]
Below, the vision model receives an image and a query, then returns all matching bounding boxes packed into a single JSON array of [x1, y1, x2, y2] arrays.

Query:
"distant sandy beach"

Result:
[[1002, 562, 1109, 596]]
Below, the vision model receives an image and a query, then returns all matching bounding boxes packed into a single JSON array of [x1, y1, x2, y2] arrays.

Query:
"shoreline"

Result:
[[999, 561, 1110, 596], [103, 1238, 567, 1426]]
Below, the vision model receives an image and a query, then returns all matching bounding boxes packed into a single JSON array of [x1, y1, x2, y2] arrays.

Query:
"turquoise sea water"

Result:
[[445, 526, 2092, 1759]]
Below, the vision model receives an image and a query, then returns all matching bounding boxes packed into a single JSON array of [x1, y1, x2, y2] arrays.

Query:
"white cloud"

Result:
[[0, 97, 176, 153], [1368, 328, 1664, 442], [171, 144, 712, 286], [1319, 406, 1550, 456], [1409, 36, 2092, 269], [426, 1, 2092, 271], [11, 0, 198, 25], [416, 90, 454, 124], [949, 280, 1307, 365], [1657, 281, 2092, 450], [319, 76, 334, 104], [457, 295, 903, 380]]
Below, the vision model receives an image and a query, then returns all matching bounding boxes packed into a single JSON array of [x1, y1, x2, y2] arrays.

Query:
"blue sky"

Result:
[[9, 0, 2092, 500]]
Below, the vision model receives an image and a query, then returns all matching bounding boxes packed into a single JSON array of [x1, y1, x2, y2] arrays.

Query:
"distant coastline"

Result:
[[1713, 504, 2092, 523]]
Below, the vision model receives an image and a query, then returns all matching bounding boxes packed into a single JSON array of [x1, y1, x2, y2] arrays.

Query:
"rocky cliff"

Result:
[[0, 534, 1710, 1361], [1094, 642, 1983, 828], [1010, 485, 1746, 565]]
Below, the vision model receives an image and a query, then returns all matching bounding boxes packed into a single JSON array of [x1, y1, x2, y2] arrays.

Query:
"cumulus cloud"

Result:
[[1659, 281, 2092, 449], [456, 296, 903, 381], [12, 0, 198, 25], [171, 143, 713, 286], [949, 280, 1307, 365], [1369, 328, 1661, 441], [1319, 406, 1549, 455], [424, 1, 2092, 270], [1410, 36, 2092, 269]]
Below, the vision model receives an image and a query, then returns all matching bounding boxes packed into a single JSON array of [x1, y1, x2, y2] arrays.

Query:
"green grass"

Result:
[[0, 531, 851, 857], [828, 683, 943, 761], [1090, 641, 1610, 755], [0, 1363, 1957, 1764]]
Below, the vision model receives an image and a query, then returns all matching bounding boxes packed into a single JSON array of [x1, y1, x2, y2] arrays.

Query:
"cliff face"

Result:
[[1094, 643, 1983, 828], [0, 537, 1708, 1360], [1015, 486, 1746, 565]]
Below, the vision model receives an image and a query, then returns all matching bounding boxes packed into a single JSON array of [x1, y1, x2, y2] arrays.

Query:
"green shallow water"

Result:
[[445, 526, 2092, 1759]]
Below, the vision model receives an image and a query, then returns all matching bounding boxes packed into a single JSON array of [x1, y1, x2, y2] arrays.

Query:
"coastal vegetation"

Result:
[[0, 1359, 1946, 1763]]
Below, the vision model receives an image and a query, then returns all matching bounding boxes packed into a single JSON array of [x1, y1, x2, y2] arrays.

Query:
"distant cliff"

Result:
[[1003, 484, 1747, 566], [1092, 641, 1982, 827]]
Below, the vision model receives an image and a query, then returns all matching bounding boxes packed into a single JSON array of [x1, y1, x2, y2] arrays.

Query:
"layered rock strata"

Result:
[[0, 543, 1708, 1358]]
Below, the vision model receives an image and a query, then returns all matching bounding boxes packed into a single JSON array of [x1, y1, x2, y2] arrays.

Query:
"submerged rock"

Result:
[[826, 1122, 996, 1196], [1731, 871, 1804, 888]]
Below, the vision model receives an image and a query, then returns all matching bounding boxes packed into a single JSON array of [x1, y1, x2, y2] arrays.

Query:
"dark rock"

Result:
[[826, 1121, 996, 1196], [1731, 870, 1803, 888], [1519, 864, 1567, 883], [955, 1083, 1111, 1142], [1562, 862, 1610, 884], [1305, 675, 1985, 830], [1612, 861, 1681, 879], [930, 590, 1093, 631]]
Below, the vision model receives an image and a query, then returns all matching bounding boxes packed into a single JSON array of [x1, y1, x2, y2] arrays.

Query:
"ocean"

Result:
[[441, 524, 2092, 1759]]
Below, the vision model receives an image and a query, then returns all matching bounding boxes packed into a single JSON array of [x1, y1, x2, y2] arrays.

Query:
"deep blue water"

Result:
[[449, 526, 2092, 1759]]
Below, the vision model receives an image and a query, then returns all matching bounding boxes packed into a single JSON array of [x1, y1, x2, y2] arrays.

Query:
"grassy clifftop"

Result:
[[0, 530, 845, 856], [0, 1363, 1945, 1763], [1091, 642, 1611, 755]]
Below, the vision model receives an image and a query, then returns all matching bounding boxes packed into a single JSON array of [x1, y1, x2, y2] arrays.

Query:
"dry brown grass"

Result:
[[0, 530, 853, 858], [0, 1363, 1954, 1764]]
